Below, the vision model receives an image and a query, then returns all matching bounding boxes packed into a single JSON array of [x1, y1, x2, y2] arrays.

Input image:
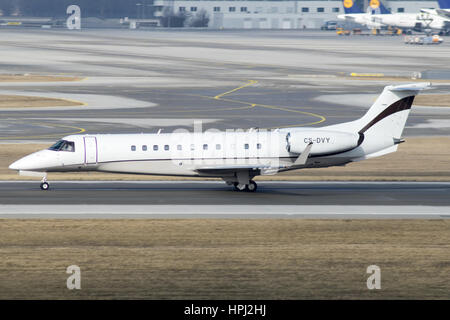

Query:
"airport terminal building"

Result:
[[153, 0, 439, 29]]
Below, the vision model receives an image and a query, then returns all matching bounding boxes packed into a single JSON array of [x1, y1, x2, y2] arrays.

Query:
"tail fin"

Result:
[[379, 1, 390, 14], [367, 0, 391, 14], [324, 83, 430, 157], [342, 0, 364, 14], [357, 83, 430, 145], [438, 0, 450, 9]]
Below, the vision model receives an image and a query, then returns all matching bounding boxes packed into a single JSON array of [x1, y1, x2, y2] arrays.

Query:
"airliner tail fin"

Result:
[[342, 0, 364, 14]]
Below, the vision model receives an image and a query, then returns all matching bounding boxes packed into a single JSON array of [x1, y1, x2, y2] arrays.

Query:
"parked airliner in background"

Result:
[[419, 0, 450, 19], [420, 0, 450, 34], [372, 0, 450, 34], [338, 0, 389, 29], [10, 83, 430, 192], [338, 0, 450, 34]]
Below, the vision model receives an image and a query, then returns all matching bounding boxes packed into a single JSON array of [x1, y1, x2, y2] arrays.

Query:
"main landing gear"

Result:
[[233, 180, 257, 192]]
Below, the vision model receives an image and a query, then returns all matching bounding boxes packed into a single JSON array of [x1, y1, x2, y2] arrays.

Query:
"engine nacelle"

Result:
[[286, 130, 360, 156]]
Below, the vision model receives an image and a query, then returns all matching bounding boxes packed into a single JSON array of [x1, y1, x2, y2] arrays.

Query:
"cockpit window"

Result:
[[48, 140, 75, 152]]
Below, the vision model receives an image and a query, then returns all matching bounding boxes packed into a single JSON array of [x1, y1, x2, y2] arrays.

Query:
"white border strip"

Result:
[[2, 180, 450, 185], [0, 205, 448, 219]]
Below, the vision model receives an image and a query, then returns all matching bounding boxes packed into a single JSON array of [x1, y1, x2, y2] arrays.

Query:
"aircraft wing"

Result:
[[195, 143, 313, 175], [341, 15, 356, 21], [195, 164, 276, 175], [436, 9, 450, 19]]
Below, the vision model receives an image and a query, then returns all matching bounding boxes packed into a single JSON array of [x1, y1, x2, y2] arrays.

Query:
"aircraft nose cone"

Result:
[[9, 154, 37, 171], [9, 150, 56, 172], [9, 159, 24, 170]]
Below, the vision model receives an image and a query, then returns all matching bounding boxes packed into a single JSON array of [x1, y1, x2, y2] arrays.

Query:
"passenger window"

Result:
[[244, 143, 249, 150], [131, 145, 136, 151], [190, 144, 195, 151], [164, 145, 169, 151], [177, 145, 182, 151], [257, 143, 262, 149], [142, 145, 147, 151], [216, 144, 221, 150], [203, 144, 208, 150], [153, 145, 158, 151]]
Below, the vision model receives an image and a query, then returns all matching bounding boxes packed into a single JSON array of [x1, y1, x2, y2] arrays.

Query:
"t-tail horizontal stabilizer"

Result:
[[388, 82, 432, 92]]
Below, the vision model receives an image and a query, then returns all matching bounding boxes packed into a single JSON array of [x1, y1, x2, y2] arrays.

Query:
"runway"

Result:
[[1, 181, 449, 218]]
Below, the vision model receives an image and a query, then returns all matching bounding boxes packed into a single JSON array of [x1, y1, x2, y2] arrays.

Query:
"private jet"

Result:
[[9, 83, 430, 192]]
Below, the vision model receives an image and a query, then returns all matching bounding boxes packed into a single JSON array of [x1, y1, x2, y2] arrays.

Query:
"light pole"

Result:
[[144, 2, 156, 20], [136, 3, 142, 20], [168, 0, 174, 28], [142, 0, 147, 20]]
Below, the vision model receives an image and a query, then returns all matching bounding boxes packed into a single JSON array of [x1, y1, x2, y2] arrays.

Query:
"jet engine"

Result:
[[286, 130, 361, 156]]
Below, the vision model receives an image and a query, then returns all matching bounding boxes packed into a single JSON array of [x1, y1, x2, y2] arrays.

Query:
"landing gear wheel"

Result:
[[233, 183, 246, 191], [40, 182, 49, 191], [246, 180, 257, 192]]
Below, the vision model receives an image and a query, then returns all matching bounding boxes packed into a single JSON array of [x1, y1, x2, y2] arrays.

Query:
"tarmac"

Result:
[[0, 28, 449, 300], [0, 29, 449, 142]]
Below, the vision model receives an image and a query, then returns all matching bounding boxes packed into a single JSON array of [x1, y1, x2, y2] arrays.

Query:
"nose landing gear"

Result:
[[40, 182, 50, 190], [40, 175, 50, 191]]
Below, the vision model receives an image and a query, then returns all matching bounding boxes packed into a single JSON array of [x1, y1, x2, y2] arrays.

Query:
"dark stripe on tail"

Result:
[[356, 95, 415, 147], [359, 96, 415, 134]]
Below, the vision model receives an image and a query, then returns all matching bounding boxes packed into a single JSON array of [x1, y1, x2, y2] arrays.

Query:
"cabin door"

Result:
[[84, 136, 98, 164]]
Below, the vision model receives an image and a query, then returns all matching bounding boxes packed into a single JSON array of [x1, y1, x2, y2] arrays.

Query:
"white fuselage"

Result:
[[338, 11, 450, 31], [10, 129, 363, 179], [374, 12, 449, 30]]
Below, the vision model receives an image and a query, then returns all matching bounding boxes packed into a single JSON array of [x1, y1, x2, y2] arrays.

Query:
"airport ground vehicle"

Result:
[[404, 34, 444, 44], [336, 27, 351, 35], [321, 21, 338, 30]]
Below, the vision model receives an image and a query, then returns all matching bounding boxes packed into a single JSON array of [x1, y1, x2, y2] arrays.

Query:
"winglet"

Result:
[[293, 142, 313, 166]]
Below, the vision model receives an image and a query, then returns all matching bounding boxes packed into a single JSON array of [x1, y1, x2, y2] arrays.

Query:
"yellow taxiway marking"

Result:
[[254, 103, 326, 127], [0, 122, 86, 140], [157, 102, 256, 114], [0, 90, 88, 139], [214, 80, 259, 100], [0, 80, 325, 140], [210, 80, 326, 127]]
